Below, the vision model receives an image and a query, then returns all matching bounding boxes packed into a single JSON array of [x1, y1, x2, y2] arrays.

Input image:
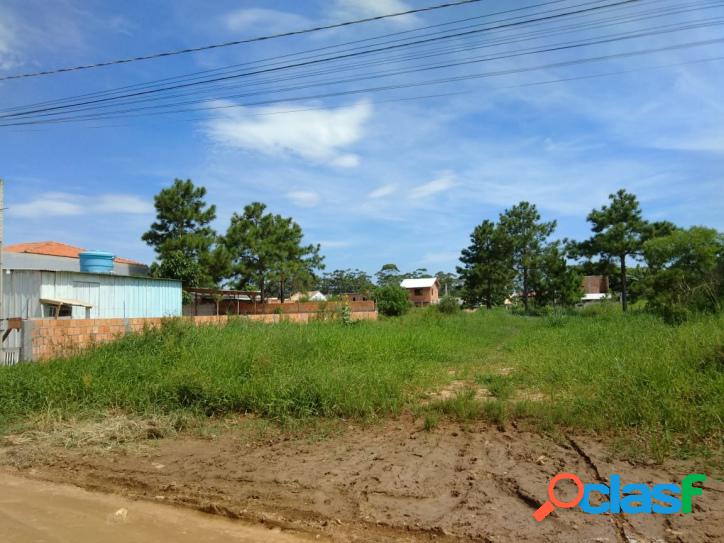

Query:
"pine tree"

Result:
[[142, 179, 220, 286], [582, 189, 646, 312], [457, 220, 513, 309], [223, 202, 323, 302], [375, 263, 402, 287], [498, 202, 556, 312]]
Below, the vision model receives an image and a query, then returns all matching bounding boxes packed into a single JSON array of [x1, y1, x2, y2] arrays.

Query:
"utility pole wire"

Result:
[[0, 0, 481, 81], [0, 0, 641, 119]]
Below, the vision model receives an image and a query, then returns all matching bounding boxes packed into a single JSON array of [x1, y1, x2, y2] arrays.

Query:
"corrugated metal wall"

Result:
[[2, 270, 182, 349], [37, 271, 181, 319]]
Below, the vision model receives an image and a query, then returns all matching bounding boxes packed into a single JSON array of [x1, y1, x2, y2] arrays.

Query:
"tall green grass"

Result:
[[1, 308, 721, 460], [0, 310, 525, 428], [509, 309, 724, 460]]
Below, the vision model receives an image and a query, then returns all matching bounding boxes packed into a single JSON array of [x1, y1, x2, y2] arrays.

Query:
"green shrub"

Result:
[[375, 285, 411, 317], [437, 296, 460, 314]]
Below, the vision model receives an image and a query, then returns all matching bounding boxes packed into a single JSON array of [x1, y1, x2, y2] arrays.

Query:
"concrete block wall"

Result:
[[22, 310, 377, 361]]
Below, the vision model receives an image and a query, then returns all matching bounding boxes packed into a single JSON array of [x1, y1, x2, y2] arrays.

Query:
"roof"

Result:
[[400, 277, 438, 289], [582, 293, 610, 301], [4, 241, 144, 265], [40, 297, 93, 308]]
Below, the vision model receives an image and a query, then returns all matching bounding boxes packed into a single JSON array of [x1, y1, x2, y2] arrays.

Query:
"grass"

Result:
[[0, 307, 721, 462]]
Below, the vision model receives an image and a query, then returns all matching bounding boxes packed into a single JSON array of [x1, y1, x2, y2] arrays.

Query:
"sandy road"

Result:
[[0, 472, 318, 543]]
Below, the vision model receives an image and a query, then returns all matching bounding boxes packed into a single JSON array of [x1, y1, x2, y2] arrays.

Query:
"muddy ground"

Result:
[[1, 417, 721, 542]]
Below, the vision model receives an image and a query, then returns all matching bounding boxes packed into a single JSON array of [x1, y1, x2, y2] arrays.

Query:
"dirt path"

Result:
[[1, 418, 721, 542], [0, 472, 318, 543]]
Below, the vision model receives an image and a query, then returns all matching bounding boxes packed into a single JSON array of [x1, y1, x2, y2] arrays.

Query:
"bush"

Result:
[[437, 296, 460, 314], [375, 285, 411, 317]]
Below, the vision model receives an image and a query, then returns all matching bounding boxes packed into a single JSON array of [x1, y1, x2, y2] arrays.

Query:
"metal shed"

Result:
[[1, 269, 182, 350], [2, 269, 181, 320]]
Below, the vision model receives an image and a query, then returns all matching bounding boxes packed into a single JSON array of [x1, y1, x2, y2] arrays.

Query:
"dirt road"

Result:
[[1, 417, 721, 542], [0, 472, 317, 543]]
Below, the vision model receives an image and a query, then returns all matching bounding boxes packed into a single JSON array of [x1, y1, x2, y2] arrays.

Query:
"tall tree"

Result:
[[223, 202, 324, 302], [142, 179, 220, 286], [498, 202, 556, 312], [435, 271, 462, 298], [457, 220, 513, 308], [582, 189, 646, 312], [375, 263, 402, 287], [529, 241, 582, 307], [319, 269, 374, 295], [642, 227, 723, 321]]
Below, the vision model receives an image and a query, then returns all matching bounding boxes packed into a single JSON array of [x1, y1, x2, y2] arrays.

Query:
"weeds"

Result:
[[0, 309, 721, 461]]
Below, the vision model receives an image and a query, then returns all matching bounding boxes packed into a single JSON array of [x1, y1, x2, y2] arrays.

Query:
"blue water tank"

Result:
[[79, 251, 115, 273]]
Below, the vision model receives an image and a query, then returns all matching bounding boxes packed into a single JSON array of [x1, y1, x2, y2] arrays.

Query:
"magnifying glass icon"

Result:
[[533, 473, 584, 522]]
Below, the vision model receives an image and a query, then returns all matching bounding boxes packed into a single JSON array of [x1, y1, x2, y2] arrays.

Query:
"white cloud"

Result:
[[286, 190, 320, 208], [95, 194, 154, 214], [205, 101, 372, 166], [409, 173, 456, 199], [330, 0, 419, 26], [368, 183, 398, 199], [224, 8, 310, 34], [319, 240, 351, 249], [0, 8, 21, 71], [331, 154, 360, 168], [10, 193, 153, 219]]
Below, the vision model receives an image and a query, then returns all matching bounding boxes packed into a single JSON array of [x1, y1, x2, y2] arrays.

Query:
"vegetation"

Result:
[[499, 202, 557, 312], [374, 284, 411, 316], [458, 219, 513, 309], [642, 226, 723, 323], [317, 268, 375, 296], [437, 295, 460, 314], [143, 179, 222, 287], [579, 189, 647, 312], [458, 202, 576, 311], [1, 310, 721, 462], [224, 202, 323, 302]]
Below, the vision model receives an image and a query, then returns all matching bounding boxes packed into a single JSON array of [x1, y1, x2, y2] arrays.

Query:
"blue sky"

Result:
[[1, 0, 723, 275]]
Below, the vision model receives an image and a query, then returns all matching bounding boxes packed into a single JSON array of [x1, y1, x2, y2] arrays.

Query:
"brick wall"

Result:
[[23, 310, 377, 361]]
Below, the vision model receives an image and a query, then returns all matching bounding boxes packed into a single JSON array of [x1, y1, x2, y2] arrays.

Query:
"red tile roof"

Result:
[[4, 241, 145, 266]]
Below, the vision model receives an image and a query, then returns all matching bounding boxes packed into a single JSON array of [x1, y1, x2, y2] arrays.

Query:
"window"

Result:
[[43, 303, 72, 318], [414, 288, 423, 296]]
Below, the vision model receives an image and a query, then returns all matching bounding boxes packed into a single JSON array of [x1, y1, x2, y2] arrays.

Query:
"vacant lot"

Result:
[[1, 307, 722, 460], [1, 308, 722, 541]]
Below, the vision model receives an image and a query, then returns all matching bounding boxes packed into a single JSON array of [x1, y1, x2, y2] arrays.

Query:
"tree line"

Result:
[[142, 179, 323, 303], [457, 189, 723, 321], [144, 180, 722, 321]]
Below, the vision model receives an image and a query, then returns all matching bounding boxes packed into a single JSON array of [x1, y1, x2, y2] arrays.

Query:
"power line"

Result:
[[0, 0, 583, 114], [6, 9, 723, 124], [8, 0, 706, 119], [0, 0, 481, 81], [5, 54, 721, 132], [0, 0, 598, 115], [5, 36, 721, 127], [0, 0, 643, 119]]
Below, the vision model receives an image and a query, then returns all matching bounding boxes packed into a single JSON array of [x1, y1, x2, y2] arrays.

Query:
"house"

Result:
[[290, 290, 327, 302], [1, 241, 182, 350], [400, 277, 440, 306], [580, 275, 611, 304], [340, 292, 370, 302]]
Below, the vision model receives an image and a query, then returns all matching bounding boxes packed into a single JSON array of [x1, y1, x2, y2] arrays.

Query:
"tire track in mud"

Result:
[[3, 419, 721, 542], [565, 435, 641, 543]]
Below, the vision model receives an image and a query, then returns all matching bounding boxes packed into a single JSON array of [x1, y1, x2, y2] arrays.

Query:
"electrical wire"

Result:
[[0, 0, 644, 119], [7, 0, 711, 120], [4, 36, 721, 127], [0, 0, 481, 81]]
